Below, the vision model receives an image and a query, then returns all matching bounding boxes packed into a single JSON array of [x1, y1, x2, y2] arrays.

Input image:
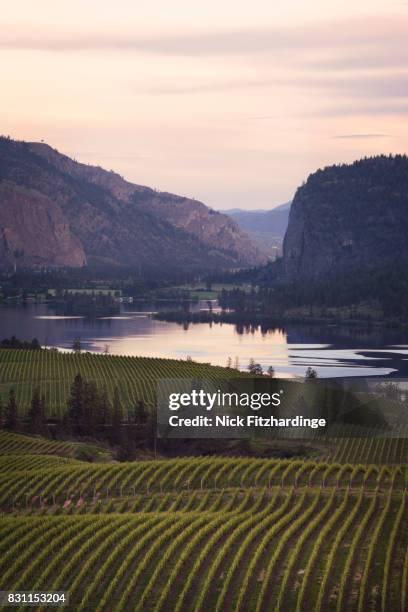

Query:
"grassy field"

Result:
[[0, 349, 250, 418], [0, 430, 406, 611]]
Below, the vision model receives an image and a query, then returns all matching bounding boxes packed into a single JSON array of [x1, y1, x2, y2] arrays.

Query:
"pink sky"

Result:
[[2, 0, 408, 209]]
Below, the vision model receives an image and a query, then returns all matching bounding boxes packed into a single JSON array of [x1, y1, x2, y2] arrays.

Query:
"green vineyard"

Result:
[[0, 349, 250, 417], [0, 431, 407, 611], [0, 431, 77, 457]]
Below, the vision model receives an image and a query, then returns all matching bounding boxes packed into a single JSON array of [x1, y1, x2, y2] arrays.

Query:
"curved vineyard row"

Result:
[[0, 488, 404, 611], [0, 454, 81, 473], [0, 424, 406, 611], [328, 435, 408, 465], [0, 458, 406, 509], [0, 431, 76, 456]]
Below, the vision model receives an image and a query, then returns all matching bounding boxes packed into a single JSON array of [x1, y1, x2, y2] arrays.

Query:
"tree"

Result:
[[147, 406, 158, 457], [111, 387, 124, 446], [4, 389, 19, 431], [72, 337, 82, 353], [226, 356, 232, 368], [30, 338, 41, 350], [305, 367, 318, 380], [117, 429, 137, 462], [133, 400, 148, 426], [67, 373, 84, 434], [99, 388, 111, 427], [234, 356, 240, 370], [248, 358, 263, 376], [0, 398, 3, 429], [28, 387, 47, 435], [82, 381, 98, 436], [267, 366, 275, 378]]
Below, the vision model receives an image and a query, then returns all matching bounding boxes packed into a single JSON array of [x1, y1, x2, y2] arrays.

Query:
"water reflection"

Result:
[[1, 303, 407, 378]]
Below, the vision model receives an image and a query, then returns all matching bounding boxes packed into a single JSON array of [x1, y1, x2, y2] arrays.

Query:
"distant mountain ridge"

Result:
[[0, 137, 266, 272], [219, 202, 291, 256]]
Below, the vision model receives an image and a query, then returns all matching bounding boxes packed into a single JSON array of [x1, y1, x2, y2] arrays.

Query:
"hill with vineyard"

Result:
[[0, 349, 407, 609], [0, 430, 406, 611], [0, 349, 252, 419]]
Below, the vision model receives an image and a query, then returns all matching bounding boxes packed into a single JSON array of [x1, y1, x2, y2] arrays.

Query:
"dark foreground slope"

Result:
[[0, 137, 266, 272]]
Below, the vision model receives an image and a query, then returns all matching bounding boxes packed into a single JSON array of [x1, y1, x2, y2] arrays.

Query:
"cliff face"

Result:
[[0, 138, 266, 270], [0, 182, 85, 268], [282, 156, 408, 279]]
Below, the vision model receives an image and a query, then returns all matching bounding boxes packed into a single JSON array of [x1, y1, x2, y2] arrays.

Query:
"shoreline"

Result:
[[153, 310, 408, 330]]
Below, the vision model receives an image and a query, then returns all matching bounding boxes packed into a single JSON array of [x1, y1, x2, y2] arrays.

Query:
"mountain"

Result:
[[219, 202, 291, 257], [0, 137, 266, 271], [282, 155, 408, 280]]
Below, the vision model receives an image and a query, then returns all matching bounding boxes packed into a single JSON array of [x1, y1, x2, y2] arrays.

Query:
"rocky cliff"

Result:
[[282, 155, 408, 279], [0, 137, 266, 271], [0, 182, 85, 268]]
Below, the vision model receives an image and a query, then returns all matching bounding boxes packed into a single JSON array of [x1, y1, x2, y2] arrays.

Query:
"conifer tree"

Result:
[[133, 399, 148, 426], [4, 389, 19, 431], [82, 381, 98, 436], [28, 387, 47, 435], [99, 388, 111, 427], [117, 429, 137, 462], [111, 387, 124, 446], [146, 406, 158, 457], [67, 373, 84, 434]]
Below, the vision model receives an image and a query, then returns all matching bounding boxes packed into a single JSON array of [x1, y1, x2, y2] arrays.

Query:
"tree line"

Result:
[[0, 336, 41, 350], [217, 261, 408, 324], [0, 373, 156, 461]]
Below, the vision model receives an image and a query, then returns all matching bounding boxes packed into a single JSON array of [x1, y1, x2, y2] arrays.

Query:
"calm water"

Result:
[[1, 303, 408, 378]]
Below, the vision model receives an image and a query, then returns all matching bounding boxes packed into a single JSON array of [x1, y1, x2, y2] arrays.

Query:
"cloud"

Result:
[[332, 133, 391, 140], [304, 49, 408, 72], [143, 77, 280, 95], [142, 72, 408, 102], [285, 73, 408, 98], [307, 101, 408, 117], [1, 16, 407, 56]]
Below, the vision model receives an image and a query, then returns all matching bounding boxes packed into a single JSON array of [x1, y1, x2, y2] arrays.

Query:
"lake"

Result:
[[1, 303, 408, 378]]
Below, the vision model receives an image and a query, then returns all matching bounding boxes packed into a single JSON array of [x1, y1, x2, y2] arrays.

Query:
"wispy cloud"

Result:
[[142, 72, 408, 102], [1, 16, 407, 56], [332, 133, 391, 139], [307, 101, 408, 117], [283, 73, 408, 99]]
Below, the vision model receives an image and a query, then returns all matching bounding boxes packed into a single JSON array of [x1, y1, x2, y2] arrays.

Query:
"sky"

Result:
[[2, 0, 408, 209]]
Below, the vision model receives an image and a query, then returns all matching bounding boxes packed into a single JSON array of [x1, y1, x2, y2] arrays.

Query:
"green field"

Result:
[[0, 349, 249, 418], [0, 431, 407, 611]]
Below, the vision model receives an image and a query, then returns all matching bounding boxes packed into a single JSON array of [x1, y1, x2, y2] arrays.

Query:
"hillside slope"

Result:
[[220, 202, 290, 256], [0, 137, 266, 271], [282, 155, 408, 279]]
